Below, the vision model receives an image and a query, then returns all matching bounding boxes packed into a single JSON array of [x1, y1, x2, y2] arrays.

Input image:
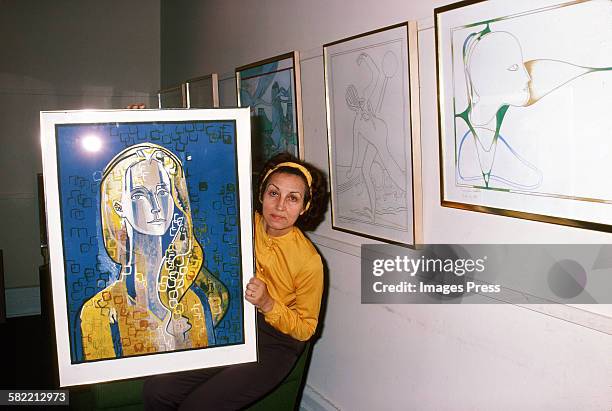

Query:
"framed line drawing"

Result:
[[324, 22, 422, 246], [158, 83, 187, 108], [436, 0, 612, 231], [40, 108, 256, 386], [186, 74, 219, 108], [236, 51, 304, 175]]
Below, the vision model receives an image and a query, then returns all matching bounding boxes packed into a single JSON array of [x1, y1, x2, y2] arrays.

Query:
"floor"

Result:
[[0, 264, 83, 409], [0, 314, 58, 389]]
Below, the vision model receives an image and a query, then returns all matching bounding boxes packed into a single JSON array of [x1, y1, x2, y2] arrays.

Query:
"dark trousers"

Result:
[[143, 313, 305, 411]]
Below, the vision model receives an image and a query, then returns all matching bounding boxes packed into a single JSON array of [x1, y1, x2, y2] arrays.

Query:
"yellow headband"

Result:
[[261, 161, 313, 211]]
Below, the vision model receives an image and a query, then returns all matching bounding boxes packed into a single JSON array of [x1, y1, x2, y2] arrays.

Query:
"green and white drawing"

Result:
[[437, 0, 612, 231]]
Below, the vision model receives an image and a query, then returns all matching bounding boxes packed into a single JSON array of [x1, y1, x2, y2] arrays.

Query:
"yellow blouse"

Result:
[[254, 213, 323, 341]]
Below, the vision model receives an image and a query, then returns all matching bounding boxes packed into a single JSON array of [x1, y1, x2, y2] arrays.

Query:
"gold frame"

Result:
[[435, 0, 612, 232], [186, 73, 220, 108], [157, 83, 187, 108]]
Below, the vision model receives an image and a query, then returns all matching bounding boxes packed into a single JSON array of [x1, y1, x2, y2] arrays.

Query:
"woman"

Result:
[[79, 143, 228, 360], [143, 152, 328, 410]]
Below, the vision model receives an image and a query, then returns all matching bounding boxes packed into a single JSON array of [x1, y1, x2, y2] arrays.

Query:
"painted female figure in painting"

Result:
[[345, 51, 408, 222], [79, 143, 228, 360], [270, 81, 295, 155], [457, 25, 612, 189]]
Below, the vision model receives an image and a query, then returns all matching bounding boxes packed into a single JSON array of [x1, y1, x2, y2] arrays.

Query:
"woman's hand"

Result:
[[126, 103, 146, 109], [245, 277, 274, 313]]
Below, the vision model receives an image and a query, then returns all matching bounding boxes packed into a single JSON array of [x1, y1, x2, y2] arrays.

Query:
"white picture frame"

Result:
[[40, 108, 256, 386]]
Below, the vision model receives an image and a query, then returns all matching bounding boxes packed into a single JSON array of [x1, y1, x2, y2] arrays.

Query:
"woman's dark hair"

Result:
[[256, 152, 328, 231]]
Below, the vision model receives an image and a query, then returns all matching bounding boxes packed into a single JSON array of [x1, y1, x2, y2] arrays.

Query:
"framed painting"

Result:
[[324, 22, 422, 246], [236, 51, 304, 175], [186, 74, 219, 109], [436, 0, 612, 231], [40, 108, 256, 386], [158, 84, 187, 108]]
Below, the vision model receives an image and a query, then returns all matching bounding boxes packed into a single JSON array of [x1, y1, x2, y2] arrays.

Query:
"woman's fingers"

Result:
[[246, 277, 264, 292], [245, 277, 270, 309], [125, 103, 146, 109], [249, 277, 265, 287], [245, 278, 259, 299]]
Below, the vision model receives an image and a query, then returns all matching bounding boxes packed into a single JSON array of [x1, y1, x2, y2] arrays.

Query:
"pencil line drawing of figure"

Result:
[[79, 143, 229, 360], [342, 51, 408, 223], [456, 24, 612, 190]]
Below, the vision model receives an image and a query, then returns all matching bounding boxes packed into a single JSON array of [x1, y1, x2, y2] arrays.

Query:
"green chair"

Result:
[[70, 342, 312, 411], [70, 379, 144, 411], [92, 379, 145, 411], [246, 342, 312, 411]]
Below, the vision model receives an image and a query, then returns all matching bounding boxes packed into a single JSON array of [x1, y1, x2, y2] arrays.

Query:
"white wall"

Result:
[[161, 1, 612, 409], [0, 0, 160, 288]]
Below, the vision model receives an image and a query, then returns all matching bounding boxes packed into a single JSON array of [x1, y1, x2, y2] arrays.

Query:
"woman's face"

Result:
[[116, 159, 175, 235], [468, 31, 531, 107], [261, 172, 307, 237]]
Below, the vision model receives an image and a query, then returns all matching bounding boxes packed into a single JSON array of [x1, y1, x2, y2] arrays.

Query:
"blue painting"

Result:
[[237, 52, 301, 173], [55, 120, 244, 363]]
